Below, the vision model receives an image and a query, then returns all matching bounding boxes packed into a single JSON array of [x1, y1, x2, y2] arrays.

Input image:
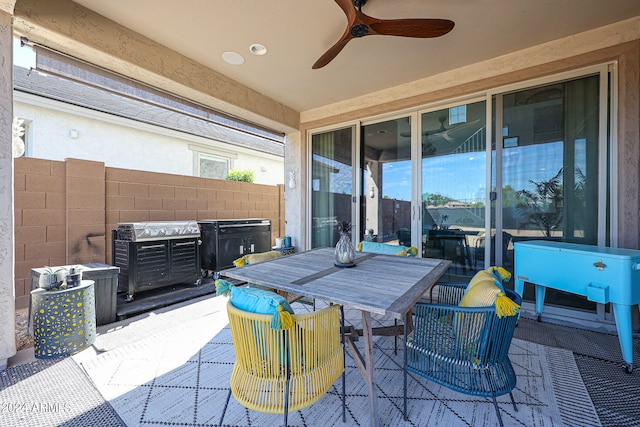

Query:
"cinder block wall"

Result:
[[14, 158, 68, 310], [14, 157, 285, 309], [67, 159, 107, 266]]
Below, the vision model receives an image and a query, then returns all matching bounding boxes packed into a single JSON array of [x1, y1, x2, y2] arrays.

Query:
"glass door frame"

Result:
[[306, 121, 360, 247], [485, 63, 618, 326], [359, 110, 418, 246], [415, 95, 488, 263], [485, 63, 617, 252]]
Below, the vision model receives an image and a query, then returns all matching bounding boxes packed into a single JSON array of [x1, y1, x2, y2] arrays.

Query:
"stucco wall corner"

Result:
[[0, 9, 16, 369], [284, 131, 303, 250], [0, 240, 16, 369]]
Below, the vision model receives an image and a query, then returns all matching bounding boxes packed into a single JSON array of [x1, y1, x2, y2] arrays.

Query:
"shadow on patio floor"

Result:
[[2, 293, 640, 426]]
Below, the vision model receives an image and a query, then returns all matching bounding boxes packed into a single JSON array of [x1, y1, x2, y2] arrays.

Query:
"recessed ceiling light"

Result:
[[222, 51, 245, 65], [249, 43, 268, 56]]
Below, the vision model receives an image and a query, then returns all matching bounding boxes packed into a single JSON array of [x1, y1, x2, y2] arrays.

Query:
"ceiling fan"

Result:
[[313, 0, 455, 69], [400, 116, 450, 138]]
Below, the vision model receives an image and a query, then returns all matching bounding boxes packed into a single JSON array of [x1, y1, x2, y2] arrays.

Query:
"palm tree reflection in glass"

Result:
[[515, 168, 563, 237]]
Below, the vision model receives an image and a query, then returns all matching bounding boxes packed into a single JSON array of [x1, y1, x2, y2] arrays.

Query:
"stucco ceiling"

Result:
[[70, 0, 640, 114]]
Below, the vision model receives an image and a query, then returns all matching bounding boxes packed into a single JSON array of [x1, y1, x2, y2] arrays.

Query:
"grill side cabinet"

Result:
[[198, 219, 272, 277]]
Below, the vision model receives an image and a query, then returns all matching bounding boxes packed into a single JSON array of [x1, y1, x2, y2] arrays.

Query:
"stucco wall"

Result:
[[0, 8, 16, 369], [14, 92, 285, 186], [14, 156, 285, 310], [283, 131, 302, 251]]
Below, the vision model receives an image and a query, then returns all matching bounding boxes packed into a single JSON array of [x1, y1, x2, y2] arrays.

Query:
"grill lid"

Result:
[[117, 220, 201, 241]]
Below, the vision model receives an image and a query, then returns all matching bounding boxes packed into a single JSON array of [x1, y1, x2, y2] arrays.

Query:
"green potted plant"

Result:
[[37, 267, 67, 290]]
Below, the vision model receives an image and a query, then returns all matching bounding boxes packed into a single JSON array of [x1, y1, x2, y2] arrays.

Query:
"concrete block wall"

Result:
[[14, 157, 285, 310], [104, 167, 284, 265], [66, 159, 107, 266], [14, 158, 68, 310]]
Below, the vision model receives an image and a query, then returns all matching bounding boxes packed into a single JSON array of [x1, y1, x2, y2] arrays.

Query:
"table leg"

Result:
[[362, 311, 379, 427], [343, 311, 380, 427]]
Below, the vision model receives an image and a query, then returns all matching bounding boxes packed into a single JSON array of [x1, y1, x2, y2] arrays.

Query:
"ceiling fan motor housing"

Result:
[[351, 24, 369, 37], [353, 0, 368, 9]]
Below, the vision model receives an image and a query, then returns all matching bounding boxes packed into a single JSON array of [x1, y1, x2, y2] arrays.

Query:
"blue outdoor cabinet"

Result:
[[514, 240, 640, 372]]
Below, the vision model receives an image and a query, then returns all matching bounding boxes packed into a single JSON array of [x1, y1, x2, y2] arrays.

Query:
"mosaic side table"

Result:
[[30, 280, 97, 359], [30, 264, 119, 326]]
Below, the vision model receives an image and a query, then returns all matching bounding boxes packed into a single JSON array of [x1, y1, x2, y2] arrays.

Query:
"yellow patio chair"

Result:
[[218, 301, 346, 426]]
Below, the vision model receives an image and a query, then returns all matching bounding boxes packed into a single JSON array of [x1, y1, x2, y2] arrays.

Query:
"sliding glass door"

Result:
[[310, 127, 354, 248], [420, 101, 486, 279], [500, 76, 601, 245], [308, 65, 614, 325], [360, 116, 414, 247], [496, 73, 607, 315]]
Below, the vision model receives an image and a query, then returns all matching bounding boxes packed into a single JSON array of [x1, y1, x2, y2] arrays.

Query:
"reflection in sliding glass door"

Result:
[[360, 116, 412, 247], [310, 127, 354, 248], [421, 101, 486, 279], [500, 74, 604, 313]]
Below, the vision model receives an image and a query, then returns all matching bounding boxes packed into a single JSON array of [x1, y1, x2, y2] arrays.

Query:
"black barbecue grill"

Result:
[[198, 218, 272, 278], [112, 221, 201, 301]]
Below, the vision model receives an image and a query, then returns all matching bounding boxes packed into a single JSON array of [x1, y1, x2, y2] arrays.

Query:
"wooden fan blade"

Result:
[[369, 19, 454, 38], [314, 1, 454, 68], [334, 0, 356, 22], [312, 0, 358, 69], [312, 36, 353, 69]]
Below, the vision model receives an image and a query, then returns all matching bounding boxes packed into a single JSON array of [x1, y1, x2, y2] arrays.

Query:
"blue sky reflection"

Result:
[[383, 141, 568, 202], [317, 140, 585, 205]]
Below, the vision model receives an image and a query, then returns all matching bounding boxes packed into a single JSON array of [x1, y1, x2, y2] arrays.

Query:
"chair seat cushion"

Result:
[[459, 280, 502, 307], [233, 250, 281, 267], [357, 241, 417, 256], [460, 267, 519, 317], [216, 279, 294, 329], [230, 286, 293, 314]]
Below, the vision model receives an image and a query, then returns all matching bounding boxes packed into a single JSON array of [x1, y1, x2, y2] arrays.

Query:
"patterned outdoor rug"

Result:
[[75, 296, 601, 426], [0, 356, 125, 427]]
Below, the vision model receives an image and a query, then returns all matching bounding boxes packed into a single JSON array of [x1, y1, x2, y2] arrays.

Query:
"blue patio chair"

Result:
[[404, 282, 521, 427]]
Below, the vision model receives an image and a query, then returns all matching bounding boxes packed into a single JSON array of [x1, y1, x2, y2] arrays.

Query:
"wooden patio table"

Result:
[[219, 247, 450, 427]]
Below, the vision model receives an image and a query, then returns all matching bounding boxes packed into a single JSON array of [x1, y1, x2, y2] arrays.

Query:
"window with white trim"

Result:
[[448, 105, 467, 124], [197, 153, 230, 179]]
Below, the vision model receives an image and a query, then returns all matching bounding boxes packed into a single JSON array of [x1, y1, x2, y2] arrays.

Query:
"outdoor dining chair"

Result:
[[219, 301, 346, 427], [474, 231, 513, 270], [404, 282, 521, 427]]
